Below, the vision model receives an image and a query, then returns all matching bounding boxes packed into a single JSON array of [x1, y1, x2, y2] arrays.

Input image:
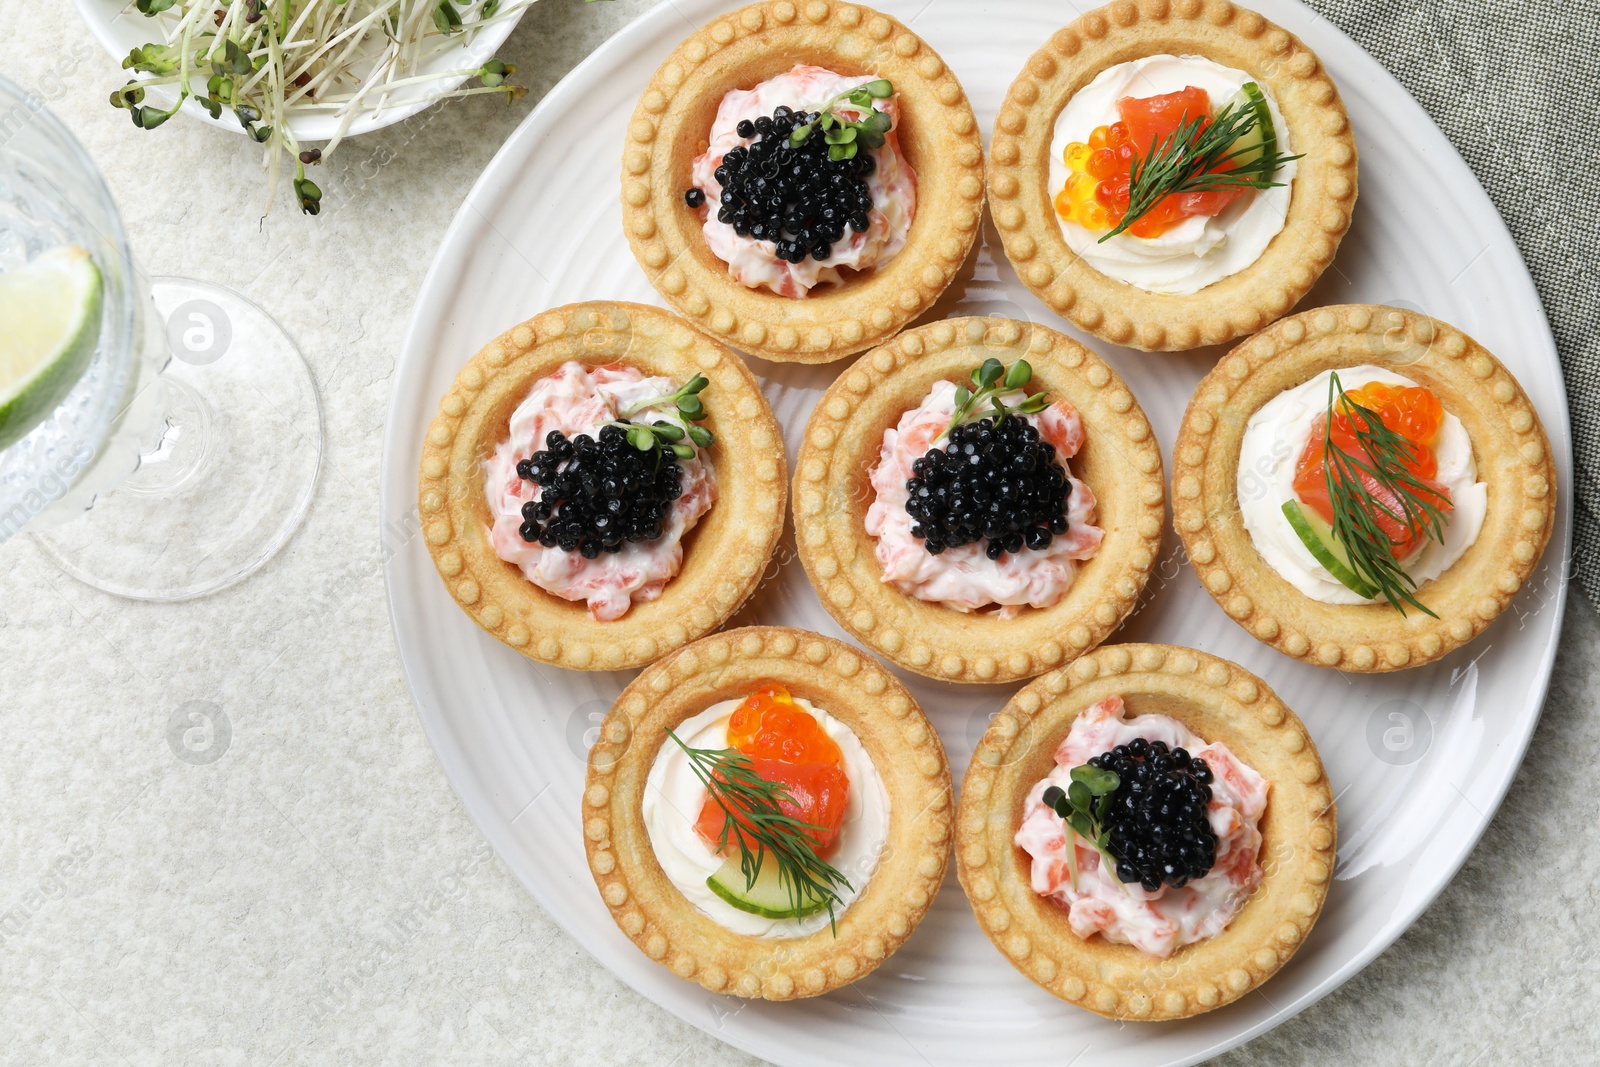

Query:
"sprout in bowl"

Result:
[[79, 0, 539, 214]]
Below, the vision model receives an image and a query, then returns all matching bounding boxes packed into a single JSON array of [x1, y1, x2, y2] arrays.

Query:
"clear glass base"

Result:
[[31, 278, 321, 600]]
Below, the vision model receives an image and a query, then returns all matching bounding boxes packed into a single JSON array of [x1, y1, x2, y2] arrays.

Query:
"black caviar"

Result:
[[904, 417, 1070, 561], [1091, 738, 1217, 892], [515, 425, 684, 558], [686, 104, 877, 264], [684, 187, 705, 208]]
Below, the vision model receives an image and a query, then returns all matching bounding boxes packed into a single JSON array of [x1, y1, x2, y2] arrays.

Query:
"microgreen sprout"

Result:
[[109, 0, 537, 215], [788, 79, 894, 161], [1041, 766, 1122, 894], [433, 0, 464, 34], [944, 357, 1048, 439], [612, 374, 714, 458]]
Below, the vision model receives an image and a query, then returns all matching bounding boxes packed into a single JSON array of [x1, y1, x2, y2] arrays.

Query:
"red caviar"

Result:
[[1056, 86, 1246, 238], [695, 685, 849, 856], [725, 684, 842, 764], [1291, 382, 1454, 560]]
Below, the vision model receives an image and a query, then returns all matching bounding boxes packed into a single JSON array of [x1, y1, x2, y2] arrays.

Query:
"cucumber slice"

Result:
[[1282, 500, 1380, 599], [1225, 82, 1278, 171], [707, 854, 829, 920]]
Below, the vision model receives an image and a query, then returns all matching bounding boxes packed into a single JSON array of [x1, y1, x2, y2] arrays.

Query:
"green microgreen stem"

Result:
[[609, 374, 714, 458], [942, 357, 1048, 440], [619, 372, 708, 420], [787, 78, 893, 161], [1042, 766, 1123, 894]]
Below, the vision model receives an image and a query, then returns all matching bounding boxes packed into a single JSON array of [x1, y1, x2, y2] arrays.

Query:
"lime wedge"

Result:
[[1281, 499, 1379, 599], [1226, 82, 1278, 171], [0, 246, 102, 451]]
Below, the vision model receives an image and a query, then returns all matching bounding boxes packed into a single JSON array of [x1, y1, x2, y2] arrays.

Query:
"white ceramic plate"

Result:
[[72, 0, 526, 141], [381, 2, 1573, 1063]]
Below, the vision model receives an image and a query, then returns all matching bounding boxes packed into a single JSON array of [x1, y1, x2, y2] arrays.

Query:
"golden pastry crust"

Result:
[[956, 642, 1335, 1021], [987, 0, 1358, 352], [583, 626, 953, 999], [793, 316, 1165, 683], [1173, 304, 1558, 672], [418, 302, 787, 672], [621, 0, 985, 364]]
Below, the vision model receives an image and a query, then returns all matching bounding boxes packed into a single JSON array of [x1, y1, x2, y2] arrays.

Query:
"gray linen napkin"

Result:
[[1303, 0, 1600, 606]]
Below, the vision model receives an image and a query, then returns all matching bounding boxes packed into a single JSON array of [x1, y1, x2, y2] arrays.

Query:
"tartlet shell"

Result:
[[793, 316, 1166, 683], [621, 0, 986, 364], [583, 626, 954, 999], [956, 642, 1335, 1020], [1173, 304, 1558, 672], [987, 0, 1358, 352], [418, 301, 787, 672]]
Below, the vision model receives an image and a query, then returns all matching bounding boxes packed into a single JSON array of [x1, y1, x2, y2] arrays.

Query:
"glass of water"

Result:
[[0, 74, 321, 600]]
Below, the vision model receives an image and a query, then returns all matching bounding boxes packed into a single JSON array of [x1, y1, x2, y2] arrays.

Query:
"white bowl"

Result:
[[71, 0, 527, 141]]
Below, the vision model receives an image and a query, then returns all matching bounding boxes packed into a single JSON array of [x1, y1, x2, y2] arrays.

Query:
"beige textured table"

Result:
[[1, 1, 1595, 1063]]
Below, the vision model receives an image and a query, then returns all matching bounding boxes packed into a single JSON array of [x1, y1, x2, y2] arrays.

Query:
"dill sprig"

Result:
[[1101, 86, 1302, 242], [667, 730, 853, 932], [1321, 372, 1449, 616]]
